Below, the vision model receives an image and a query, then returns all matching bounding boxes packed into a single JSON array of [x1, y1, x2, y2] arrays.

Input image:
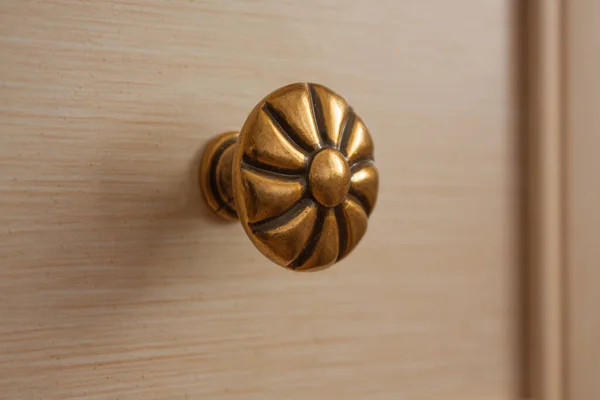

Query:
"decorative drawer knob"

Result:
[[200, 83, 378, 271]]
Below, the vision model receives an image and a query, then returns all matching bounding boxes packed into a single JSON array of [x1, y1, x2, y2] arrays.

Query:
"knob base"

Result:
[[199, 131, 239, 220]]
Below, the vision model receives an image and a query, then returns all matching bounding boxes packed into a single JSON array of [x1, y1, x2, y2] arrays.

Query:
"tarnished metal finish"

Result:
[[201, 83, 378, 271]]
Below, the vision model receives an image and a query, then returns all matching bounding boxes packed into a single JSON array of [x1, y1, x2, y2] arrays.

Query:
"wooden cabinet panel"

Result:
[[567, 0, 600, 399], [0, 1, 521, 399]]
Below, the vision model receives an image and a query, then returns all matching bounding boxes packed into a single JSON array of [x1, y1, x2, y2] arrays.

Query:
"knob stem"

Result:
[[199, 131, 239, 220]]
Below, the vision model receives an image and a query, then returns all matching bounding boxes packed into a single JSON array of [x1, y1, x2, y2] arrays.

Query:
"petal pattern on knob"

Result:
[[242, 107, 307, 173], [342, 114, 374, 165], [234, 83, 378, 271], [309, 84, 348, 147], [349, 161, 379, 216], [294, 208, 339, 271], [336, 197, 368, 260], [251, 199, 318, 266], [240, 167, 306, 223], [266, 83, 322, 152]]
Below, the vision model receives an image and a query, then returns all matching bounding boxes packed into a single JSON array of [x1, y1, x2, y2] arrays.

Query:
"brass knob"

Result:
[[200, 83, 378, 271]]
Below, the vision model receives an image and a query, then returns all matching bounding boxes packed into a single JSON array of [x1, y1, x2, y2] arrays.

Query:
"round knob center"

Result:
[[309, 148, 351, 207]]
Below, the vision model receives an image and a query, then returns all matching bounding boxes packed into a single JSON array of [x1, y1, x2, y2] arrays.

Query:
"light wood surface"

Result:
[[1, 1, 521, 399], [566, 0, 600, 399]]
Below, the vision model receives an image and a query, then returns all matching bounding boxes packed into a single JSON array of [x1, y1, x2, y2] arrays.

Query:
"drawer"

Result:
[[2, 1, 588, 399]]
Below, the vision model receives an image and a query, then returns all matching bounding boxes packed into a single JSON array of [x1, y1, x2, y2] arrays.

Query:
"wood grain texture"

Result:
[[0, 1, 520, 399], [566, 0, 600, 399]]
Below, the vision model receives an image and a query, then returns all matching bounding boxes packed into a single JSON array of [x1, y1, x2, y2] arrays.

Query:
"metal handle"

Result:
[[200, 83, 378, 271]]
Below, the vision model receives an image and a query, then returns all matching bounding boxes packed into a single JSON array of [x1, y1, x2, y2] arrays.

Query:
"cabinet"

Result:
[[0, 1, 592, 399]]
